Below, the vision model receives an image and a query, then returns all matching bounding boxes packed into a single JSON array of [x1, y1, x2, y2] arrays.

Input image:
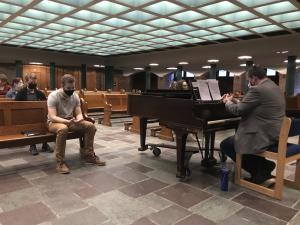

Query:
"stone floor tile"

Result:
[[32, 173, 90, 194], [0, 158, 29, 167], [183, 171, 218, 190], [233, 193, 298, 222], [148, 205, 191, 225], [74, 186, 102, 199], [0, 202, 56, 225], [218, 207, 287, 225], [43, 192, 88, 217], [120, 178, 168, 198], [79, 171, 129, 193], [0, 187, 43, 212], [106, 165, 149, 183], [146, 169, 180, 185], [190, 196, 243, 222], [52, 207, 107, 225], [288, 212, 300, 225], [294, 200, 300, 210], [244, 185, 300, 208], [87, 190, 156, 225], [19, 169, 48, 180], [0, 173, 32, 195], [125, 162, 154, 173], [174, 214, 216, 225], [156, 183, 212, 208], [137, 193, 173, 211], [204, 182, 244, 199], [130, 217, 156, 225]]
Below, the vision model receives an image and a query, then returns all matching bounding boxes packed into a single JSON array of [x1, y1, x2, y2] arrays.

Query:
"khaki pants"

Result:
[[48, 121, 97, 163]]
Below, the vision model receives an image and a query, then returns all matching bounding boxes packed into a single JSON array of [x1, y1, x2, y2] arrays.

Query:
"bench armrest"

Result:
[[80, 98, 95, 124]]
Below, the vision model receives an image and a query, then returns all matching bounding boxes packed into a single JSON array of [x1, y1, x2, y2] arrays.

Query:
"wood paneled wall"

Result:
[[22, 65, 115, 91], [86, 68, 97, 90], [23, 65, 50, 90]]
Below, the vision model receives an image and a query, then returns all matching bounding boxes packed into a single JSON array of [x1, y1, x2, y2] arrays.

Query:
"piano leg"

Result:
[[201, 132, 217, 167], [138, 117, 148, 151], [173, 128, 188, 178], [209, 132, 217, 164]]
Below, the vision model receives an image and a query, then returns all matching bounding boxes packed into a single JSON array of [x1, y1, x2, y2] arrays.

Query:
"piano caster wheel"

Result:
[[152, 147, 161, 157]]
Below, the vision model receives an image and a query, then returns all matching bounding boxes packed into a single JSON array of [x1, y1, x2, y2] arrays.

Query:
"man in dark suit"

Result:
[[221, 66, 285, 184], [15, 73, 53, 155]]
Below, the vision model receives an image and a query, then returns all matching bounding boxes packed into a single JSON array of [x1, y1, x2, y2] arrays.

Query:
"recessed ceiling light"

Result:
[[167, 67, 177, 70], [94, 64, 105, 68], [134, 67, 144, 70], [178, 61, 189, 65], [149, 63, 159, 66], [29, 62, 43, 65], [207, 59, 219, 63], [277, 51, 289, 54], [238, 56, 252, 60], [202, 65, 210, 69], [284, 59, 300, 63], [240, 63, 247, 67]]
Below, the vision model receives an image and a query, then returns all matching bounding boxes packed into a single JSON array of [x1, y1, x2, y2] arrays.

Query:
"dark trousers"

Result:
[[220, 136, 274, 176]]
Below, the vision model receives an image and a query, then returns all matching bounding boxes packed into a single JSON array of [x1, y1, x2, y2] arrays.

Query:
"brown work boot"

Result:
[[56, 162, 70, 174], [83, 154, 106, 166]]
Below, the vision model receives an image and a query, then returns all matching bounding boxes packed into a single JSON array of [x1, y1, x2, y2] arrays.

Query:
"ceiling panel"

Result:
[[0, 0, 299, 56]]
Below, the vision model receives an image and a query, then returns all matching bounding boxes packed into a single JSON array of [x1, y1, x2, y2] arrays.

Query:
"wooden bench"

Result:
[[0, 99, 93, 150], [150, 126, 174, 142], [101, 93, 128, 126], [124, 117, 160, 134], [81, 90, 106, 113], [286, 94, 300, 117]]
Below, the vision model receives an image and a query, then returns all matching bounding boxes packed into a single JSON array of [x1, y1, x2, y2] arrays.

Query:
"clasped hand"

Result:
[[69, 117, 83, 124]]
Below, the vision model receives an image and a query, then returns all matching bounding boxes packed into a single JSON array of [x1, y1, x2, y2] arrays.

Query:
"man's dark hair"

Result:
[[61, 74, 75, 86], [247, 65, 267, 79]]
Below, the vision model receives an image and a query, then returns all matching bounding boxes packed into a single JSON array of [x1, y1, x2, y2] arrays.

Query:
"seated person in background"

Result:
[[47, 74, 105, 174], [6, 78, 24, 99], [15, 73, 52, 155], [220, 66, 285, 184], [0, 73, 11, 95]]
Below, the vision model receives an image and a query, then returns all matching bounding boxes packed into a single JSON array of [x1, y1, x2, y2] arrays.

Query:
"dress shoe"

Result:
[[83, 154, 106, 166], [265, 161, 276, 174], [41, 143, 54, 153], [56, 162, 70, 174], [245, 174, 275, 184], [29, 145, 38, 155]]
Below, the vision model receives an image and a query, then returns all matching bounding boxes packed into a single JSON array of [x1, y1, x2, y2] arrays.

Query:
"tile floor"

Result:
[[0, 119, 299, 225]]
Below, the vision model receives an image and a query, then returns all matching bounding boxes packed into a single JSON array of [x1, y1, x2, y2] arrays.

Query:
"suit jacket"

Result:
[[15, 86, 46, 101], [225, 79, 285, 154]]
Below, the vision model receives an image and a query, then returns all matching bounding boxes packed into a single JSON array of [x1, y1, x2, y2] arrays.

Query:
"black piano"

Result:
[[127, 89, 240, 178]]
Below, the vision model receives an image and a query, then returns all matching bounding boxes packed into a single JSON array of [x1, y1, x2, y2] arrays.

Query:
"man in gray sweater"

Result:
[[221, 66, 285, 184]]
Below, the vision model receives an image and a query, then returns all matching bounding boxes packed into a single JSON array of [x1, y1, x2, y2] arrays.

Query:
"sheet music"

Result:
[[207, 79, 222, 100], [197, 80, 212, 101]]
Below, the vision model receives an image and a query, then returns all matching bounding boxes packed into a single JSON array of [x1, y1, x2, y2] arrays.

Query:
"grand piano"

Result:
[[127, 89, 240, 178]]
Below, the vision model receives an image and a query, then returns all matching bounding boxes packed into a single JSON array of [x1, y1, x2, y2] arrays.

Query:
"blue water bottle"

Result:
[[220, 164, 229, 192]]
